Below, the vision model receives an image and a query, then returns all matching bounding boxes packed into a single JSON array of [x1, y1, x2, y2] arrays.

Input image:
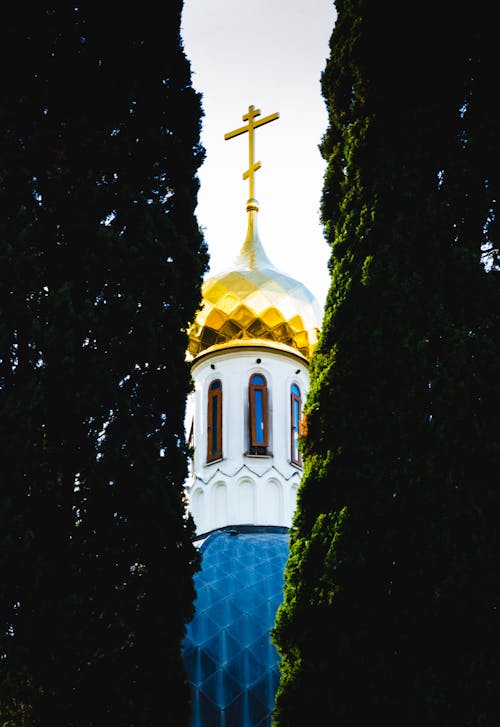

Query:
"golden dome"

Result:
[[188, 199, 322, 362]]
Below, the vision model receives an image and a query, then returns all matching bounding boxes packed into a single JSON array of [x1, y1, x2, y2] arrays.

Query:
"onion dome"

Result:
[[183, 527, 289, 725], [188, 198, 322, 362]]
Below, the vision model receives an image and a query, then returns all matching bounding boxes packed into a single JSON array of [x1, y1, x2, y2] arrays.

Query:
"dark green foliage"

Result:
[[273, 2, 499, 725], [0, 3, 207, 724]]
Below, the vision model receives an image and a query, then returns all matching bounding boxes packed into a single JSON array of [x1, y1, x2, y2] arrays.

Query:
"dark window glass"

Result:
[[249, 373, 269, 453], [291, 383, 302, 465], [207, 379, 222, 462], [254, 390, 265, 443]]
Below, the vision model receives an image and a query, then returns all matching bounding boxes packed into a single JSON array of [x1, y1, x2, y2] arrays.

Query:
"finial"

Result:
[[224, 105, 279, 205], [224, 105, 279, 270]]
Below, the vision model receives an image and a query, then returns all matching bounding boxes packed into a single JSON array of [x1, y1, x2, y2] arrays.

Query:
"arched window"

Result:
[[249, 373, 269, 454], [291, 383, 302, 465], [207, 379, 222, 462]]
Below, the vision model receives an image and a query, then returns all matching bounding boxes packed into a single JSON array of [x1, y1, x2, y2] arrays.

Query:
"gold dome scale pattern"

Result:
[[188, 104, 322, 362], [188, 202, 322, 361]]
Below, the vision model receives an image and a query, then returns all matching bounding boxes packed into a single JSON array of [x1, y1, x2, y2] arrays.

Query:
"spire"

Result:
[[224, 104, 279, 270]]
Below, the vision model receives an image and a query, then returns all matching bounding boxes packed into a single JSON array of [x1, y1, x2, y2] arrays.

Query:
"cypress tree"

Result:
[[0, 3, 207, 724], [273, 2, 499, 725]]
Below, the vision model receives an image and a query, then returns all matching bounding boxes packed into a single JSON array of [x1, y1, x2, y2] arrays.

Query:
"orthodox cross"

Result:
[[224, 105, 279, 200]]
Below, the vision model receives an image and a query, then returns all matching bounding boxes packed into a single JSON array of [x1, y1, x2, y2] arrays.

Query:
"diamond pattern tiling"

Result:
[[224, 689, 269, 727], [202, 630, 242, 665], [251, 669, 280, 711], [202, 668, 243, 710], [194, 690, 219, 726], [183, 644, 218, 687], [183, 528, 290, 726], [225, 612, 267, 648], [187, 263, 321, 360], [187, 612, 221, 644], [225, 648, 265, 687], [209, 599, 245, 629]]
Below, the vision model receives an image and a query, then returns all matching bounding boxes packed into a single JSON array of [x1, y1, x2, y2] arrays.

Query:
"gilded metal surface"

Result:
[[188, 209, 322, 361], [224, 104, 279, 201], [188, 104, 322, 362]]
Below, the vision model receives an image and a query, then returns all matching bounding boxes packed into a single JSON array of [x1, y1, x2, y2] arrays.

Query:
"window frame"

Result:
[[249, 373, 269, 452], [290, 383, 302, 466], [207, 379, 223, 463]]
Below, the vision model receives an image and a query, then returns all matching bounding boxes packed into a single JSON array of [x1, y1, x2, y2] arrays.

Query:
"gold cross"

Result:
[[224, 105, 279, 200]]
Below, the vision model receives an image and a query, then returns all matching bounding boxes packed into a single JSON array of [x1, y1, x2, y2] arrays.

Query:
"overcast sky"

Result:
[[180, 0, 337, 311]]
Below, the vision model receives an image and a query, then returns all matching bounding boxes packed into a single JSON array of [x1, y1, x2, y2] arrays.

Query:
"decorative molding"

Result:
[[190, 461, 302, 487]]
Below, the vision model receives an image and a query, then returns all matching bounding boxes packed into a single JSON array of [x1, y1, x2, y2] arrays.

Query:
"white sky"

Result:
[[180, 0, 337, 312]]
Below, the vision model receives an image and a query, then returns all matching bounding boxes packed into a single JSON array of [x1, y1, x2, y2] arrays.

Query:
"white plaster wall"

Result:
[[185, 344, 309, 535]]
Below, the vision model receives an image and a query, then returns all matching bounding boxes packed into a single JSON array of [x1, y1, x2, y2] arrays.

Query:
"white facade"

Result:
[[185, 342, 309, 536]]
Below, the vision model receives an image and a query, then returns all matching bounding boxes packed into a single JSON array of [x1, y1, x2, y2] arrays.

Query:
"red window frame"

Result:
[[207, 379, 223, 462], [291, 383, 302, 465], [249, 373, 269, 451]]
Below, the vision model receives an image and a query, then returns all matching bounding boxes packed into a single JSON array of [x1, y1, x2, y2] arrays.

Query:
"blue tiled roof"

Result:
[[182, 527, 289, 727]]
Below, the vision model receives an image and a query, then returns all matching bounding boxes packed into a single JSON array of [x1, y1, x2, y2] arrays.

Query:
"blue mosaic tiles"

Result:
[[182, 527, 290, 727]]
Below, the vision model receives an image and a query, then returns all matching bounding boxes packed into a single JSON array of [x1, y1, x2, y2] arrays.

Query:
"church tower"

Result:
[[182, 106, 322, 726]]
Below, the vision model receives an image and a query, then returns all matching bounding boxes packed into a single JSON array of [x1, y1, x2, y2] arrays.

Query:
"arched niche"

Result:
[[288, 481, 300, 524], [190, 487, 205, 533], [213, 481, 228, 529], [264, 478, 283, 525], [236, 477, 256, 524]]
